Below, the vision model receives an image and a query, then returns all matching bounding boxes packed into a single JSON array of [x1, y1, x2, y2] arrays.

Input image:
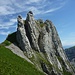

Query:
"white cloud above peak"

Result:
[[0, 0, 67, 15], [0, 30, 10, 35], [0, 0, 67, 36]]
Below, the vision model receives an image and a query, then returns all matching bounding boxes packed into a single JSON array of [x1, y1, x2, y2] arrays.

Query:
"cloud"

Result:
[[62, 40, 75, 47], [0, 18, 16, 29], [61, 33, 75, 47], [10, 18, 17, 23], [0, 6, 15, 15], [0, 31, 10, 35], [0, 0, 67, 15], [0, 15, 26, 30], [0, 0, 67, 38], [0, 17, 17, 36], [43, 6, 62, 14], [26, 0, 43, 4]]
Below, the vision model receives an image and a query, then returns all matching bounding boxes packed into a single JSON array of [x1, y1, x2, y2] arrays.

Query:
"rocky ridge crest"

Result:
[[16, 11, 74, 75]]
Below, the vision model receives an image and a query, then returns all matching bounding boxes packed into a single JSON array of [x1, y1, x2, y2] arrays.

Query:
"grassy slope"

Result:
[[0, 45, 45, 75]]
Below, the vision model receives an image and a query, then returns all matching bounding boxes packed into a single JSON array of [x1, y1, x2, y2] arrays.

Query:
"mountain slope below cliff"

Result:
[[0, 45, 45, 75]]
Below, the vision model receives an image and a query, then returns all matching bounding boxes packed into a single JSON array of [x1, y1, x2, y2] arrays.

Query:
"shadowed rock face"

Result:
[[16, 11, 75, 75]]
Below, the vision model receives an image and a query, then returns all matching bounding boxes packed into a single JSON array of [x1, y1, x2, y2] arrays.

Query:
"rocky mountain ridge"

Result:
[[5, 11, 75, 75], [65, 46, 75, 68]]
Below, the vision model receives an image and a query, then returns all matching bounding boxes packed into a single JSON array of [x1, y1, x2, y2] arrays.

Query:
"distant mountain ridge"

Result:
[[65, 46, 75, 68]]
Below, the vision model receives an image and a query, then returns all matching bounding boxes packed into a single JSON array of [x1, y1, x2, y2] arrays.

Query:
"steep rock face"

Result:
[[38, 20, 72, 74], [25, 11, 40, 51], [16, 15, 32, 58], [16, 11, 74, 75], [39, 20, 63, 71]]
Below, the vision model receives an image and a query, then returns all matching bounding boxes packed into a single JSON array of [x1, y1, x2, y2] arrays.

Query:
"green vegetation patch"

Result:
[[34, 51, 52, 71], [35, 20, 45, 28], [63, 67, 72, 75], [1, 40, 11, 46], [0, 45, 45, 75], [40, 23, 45, 28], [57, 56, 72, 75]]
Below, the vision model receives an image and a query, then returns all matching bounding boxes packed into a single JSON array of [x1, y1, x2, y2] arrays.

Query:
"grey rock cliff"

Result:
[[16, 11, 75, 75], [16, 15, 32, 58], [25, 11, 40, 51]]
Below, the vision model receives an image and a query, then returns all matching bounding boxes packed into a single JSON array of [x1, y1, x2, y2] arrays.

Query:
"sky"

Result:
[[0, 0, 75, 48]]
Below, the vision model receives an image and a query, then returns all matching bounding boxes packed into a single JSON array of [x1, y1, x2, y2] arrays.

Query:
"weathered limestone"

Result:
[[38, 20, 63, 72], [25, 11, 40, 51], [16, 11, 74, 75], [16, 15, 32, 58]]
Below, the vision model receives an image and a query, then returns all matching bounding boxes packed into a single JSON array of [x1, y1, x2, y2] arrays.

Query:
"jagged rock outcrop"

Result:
[[25, 11, 40, 51], [16, 15, 32, 58], [16, 11, 75, 75]]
